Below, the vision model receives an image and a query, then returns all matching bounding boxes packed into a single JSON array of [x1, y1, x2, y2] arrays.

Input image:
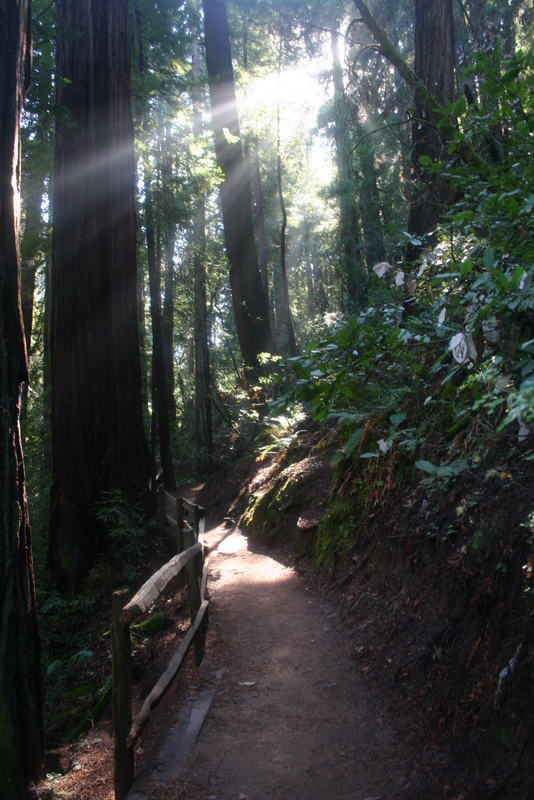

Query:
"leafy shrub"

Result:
[[94, 489, 147, 581], [272, 46, 534, 469]]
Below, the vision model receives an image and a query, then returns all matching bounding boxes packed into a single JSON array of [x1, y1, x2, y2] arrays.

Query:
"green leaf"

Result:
[[510, 265, 525, 291], [483, 247, 494, 271], [415, 460, 436, 474], [460, 259, 474, 276], [344, 428, 363, 457], [335, 380, 356, 399], [453, 96, 467, 116], [521, 359, 534, 377], [429, 271, 460, 283], [293, 363, 311, 380], [502, 64, 521, 83]]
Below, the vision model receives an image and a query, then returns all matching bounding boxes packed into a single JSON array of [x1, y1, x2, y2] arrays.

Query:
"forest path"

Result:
[[129, 487, 424, 800]]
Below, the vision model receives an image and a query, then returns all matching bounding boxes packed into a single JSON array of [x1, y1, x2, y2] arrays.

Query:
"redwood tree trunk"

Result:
[[20, 174, 44, 352], [406, 0, 456, 260], [0, 0, 45, 795], [192, 36, 213, 476], [50, 0, 150, 587], [202, 0, 275, 376], [252, 139, 270, 319], [357, 132, 386, 269], [276, 101, 298, 356], [331, 29, 366, 311], [133, 1, 175, 491], [161, 146, 176, 422], [145, 162, 176, 491]]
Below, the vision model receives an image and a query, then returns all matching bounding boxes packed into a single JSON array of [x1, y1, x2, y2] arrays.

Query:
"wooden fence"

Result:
[[112, 490, 208, 800]]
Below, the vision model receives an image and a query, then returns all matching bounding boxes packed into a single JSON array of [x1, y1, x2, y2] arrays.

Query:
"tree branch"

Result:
[[351, 0, 489, 172]]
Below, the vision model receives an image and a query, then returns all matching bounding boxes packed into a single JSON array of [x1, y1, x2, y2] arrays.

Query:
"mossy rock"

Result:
[[241, 456, 330, 546]]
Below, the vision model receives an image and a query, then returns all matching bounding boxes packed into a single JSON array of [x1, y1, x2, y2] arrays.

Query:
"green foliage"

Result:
[[94, 490, 147, 581], [258, 405, 307, 455], [272, 46, 534, 474], [314, 503, 357, 568], [131, 611, 168, 638]]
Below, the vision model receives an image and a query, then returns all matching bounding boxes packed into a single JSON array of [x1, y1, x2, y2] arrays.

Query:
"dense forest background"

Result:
[[2, 0, 534, 796]]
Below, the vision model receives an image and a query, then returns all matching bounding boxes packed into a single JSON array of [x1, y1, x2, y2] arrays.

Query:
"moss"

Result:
[[241, 457, 327, 546], [241, 484, 285, 544], [313, 499, 358, 568]]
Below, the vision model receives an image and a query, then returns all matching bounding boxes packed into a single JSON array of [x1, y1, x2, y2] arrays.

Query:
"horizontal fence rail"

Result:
[[112, 492, 208, 800]]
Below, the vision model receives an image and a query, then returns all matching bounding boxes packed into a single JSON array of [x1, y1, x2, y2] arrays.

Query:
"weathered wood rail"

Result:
[[112, 489, 208, 800]]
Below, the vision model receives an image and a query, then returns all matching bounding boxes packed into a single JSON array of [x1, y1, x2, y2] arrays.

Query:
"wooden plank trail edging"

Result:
[[127, 594, 209, 748], [112, 494, 208, 800], [122, 543, 202, 625]]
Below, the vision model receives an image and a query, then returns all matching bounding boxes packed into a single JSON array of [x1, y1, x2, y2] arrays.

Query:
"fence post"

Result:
[[176, 495, 184, 553], [192, 504, 208, 661], [112, 589, 134, 800], [182, 512, 203, 666], [158, 484, 166, 527]]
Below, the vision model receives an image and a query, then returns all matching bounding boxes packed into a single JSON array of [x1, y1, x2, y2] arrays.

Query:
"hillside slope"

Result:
[[197, 419, 534, 800]]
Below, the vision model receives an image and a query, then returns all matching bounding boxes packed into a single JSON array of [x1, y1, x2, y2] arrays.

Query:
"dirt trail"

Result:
[[129, 504, 429, 800]]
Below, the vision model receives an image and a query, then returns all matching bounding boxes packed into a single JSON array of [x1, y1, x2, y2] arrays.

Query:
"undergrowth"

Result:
[[37, 491, 168, 741]]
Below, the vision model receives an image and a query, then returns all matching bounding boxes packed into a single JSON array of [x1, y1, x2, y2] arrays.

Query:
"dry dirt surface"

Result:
[[37, 488, 443, 800], [126, 501, 433, 800]]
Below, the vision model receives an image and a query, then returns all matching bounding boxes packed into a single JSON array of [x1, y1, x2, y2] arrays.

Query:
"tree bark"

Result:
[[192, 36, 213, 476], [252, 139, 270, 319], [0, 0, 45, 795], [276, 92, 298, 356], [145, 161, 176, 491], [356, 130, 385, 269], [19, 174, 43, 447], [202, 0, 275, 376], [133, 0, 175, 491], [331, 29, 366, 311], [50, 0, 151, 587], [161, 141, 176, 422], [351, 0, 458, 262], [20, 175, 44, 353], [406, 0, 456, 259]]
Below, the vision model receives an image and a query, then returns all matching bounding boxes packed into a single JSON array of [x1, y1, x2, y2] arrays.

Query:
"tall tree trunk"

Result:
[[132, 0, 150, 422], [276, 86, 298, 356], [351, 0, 457, 262], [19, 174, 43, 447], [161, 139, 176, 422], [0, 1, 45, 795], [192, 36, 213, 476], [331, 29, 366, 311], [303, 142, 315, 314], [162, 227, 176, 421], [202, 0, 275, 376], [42, 255, 52, 474], [351, 115, 386, 269], [145, 161, 176, 491], [252, 139, 270, 319], [406, 0, 456, 260], [20, 175, 44, 353], [50, 0, 151, 587], [133, 0, 175, 490], [303, 218, 314, 314]]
